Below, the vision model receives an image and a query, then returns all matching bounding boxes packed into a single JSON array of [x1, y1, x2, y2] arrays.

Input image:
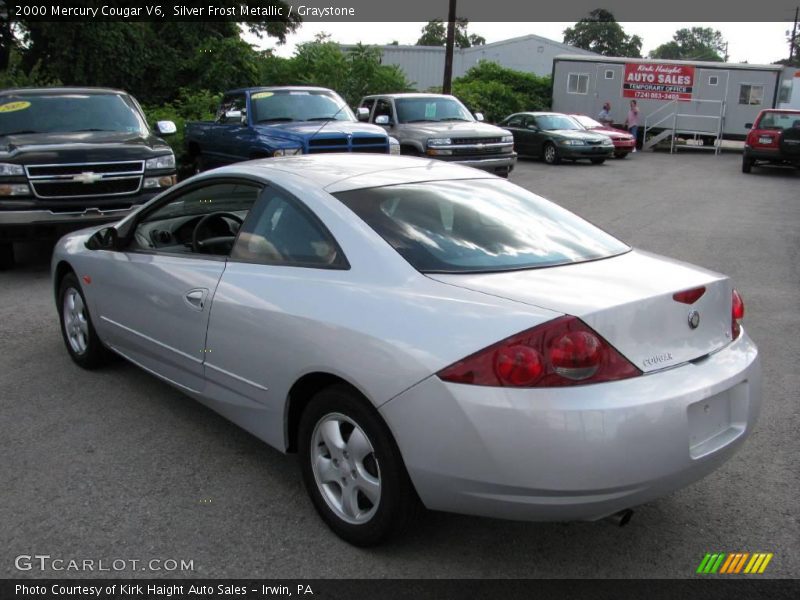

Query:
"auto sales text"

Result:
[[16, 583, 314, 596]]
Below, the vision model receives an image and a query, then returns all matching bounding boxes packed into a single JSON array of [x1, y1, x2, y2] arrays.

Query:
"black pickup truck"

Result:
[[0, 87, 178, 268]]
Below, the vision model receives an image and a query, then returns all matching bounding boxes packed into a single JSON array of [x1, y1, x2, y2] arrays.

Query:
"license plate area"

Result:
[[758, 136, 773, 144], [687, 383, 748, 459]]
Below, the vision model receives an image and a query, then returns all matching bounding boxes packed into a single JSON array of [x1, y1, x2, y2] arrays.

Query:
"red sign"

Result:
[[623, 63, 695, 101]]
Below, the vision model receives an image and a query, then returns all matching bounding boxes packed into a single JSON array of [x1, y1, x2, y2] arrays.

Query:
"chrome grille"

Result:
[[452, 137, 502, 145], [25, 161, 144, 199]]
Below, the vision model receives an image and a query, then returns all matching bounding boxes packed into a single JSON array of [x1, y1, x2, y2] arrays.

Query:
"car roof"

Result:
[[226, 86, 335, 95], [0, 87, 129, 96], [759, 108, 800, 114], [211, 154, 494, 193], [362, 93, 456, 100]]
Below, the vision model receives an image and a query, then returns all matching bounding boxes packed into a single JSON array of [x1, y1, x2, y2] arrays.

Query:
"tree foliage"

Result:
[[416, 19, 486, 49], [259, 38, 413, 107], [650, 27, 727, 62], [563, 9, 642, 58], [452, 61, 551, 123]]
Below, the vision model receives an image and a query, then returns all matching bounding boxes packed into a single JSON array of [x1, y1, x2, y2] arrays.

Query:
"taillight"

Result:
[[731, 289, 745, 339], [673, 286, 706, 304], [437, 316, 641, 388]]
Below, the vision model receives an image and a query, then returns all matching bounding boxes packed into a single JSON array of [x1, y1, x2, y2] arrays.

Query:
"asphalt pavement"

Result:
[[1, 151, 798, 578]]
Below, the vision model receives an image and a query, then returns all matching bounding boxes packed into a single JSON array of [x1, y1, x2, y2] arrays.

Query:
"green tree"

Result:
[[416, 19, 486, 49], [650, 27, 727, 62], [563, 9, 642, 58], [452, 61, 551, 122]]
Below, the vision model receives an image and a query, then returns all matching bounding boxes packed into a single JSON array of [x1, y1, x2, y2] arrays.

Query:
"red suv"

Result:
[[742, 109, 800, 173]]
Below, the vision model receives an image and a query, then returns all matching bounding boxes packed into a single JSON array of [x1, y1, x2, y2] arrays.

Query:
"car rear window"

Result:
[[334, 179, 629, 273], [756, 111, 800, 130]]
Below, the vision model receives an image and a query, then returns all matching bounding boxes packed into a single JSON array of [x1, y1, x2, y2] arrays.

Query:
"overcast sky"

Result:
[[250, 22, 793, 65]]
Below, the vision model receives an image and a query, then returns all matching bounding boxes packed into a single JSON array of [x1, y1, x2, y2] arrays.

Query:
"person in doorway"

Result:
[[597, 102, 613, 126], [624, 99, 640, 152]]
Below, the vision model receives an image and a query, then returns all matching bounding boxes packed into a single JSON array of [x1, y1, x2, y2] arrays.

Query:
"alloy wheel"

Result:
[[62, 287, 89, 355]]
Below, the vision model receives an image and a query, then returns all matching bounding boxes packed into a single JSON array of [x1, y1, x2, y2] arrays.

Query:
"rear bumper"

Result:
[[744, 147, 799, 164], [380, 332, 761, 522]]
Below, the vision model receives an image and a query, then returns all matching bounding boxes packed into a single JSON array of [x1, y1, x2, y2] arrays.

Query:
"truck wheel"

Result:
[[400, 146, 420, 157], [742, 156, 753, 173], [191, 154, 205, 175], [543, 143, 560, 165], [0, 242, 13, 270]]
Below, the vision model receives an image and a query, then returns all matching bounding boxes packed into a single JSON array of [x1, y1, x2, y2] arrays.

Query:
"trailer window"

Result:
[[567, 73, 589, 95], [708, 76, 718, 86], [739, 84, 764, 106], [605, 70, 614, 80]]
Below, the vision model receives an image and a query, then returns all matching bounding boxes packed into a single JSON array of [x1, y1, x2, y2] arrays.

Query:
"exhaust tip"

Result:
[[606, 509, 634, 527]]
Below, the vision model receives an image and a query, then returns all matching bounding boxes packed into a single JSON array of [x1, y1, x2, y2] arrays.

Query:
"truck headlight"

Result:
[[427, 138, 452, 146], [273, 148, 302, 157], [501, 135, 514, 143], [145, 154, 176, 170], [0, 163, 24, 176], [388, 137, 401, 155], [0, 183, 31, 196], [143, 175, 177, 189]]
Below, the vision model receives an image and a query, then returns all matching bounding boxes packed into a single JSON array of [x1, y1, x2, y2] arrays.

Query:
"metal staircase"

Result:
[[642, 99, 725, 155]]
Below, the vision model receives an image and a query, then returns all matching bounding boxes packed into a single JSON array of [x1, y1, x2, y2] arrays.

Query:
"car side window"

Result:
[[130, 181, 261, 257], [231, 188, 347, 269], [505, 115, 523, 128], [216, 94, 246, 124], [373, 99, 394, 123], [360, 98, 376, 113]]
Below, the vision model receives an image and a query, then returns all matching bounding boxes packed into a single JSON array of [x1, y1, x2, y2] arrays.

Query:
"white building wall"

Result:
[[343, 35, 597, 92]]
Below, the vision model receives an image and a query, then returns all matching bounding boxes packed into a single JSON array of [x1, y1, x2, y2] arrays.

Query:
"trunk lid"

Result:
[[428, 250, 733, 373]]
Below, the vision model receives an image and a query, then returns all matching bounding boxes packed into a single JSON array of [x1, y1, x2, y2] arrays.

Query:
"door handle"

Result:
[[184, 288, 208, 311]]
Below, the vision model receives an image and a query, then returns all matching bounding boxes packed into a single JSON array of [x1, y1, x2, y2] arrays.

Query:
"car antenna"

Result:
[[307, 99, 349, 148]]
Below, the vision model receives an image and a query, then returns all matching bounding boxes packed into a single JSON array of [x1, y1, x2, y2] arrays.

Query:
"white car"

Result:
[[52, 154, 761, 546]]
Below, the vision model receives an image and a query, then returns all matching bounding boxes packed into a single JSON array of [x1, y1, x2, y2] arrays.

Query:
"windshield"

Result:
[[251, 90, 355, 123], [536, 115, 582, 131], [756, 111, 800, 130], [335, 179, 629, 273], [573, 115, 603, 129], [0, 93, 147, 136], [395, 97, 474, 123]]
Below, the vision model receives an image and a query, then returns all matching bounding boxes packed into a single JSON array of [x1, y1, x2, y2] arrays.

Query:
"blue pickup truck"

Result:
[[185, 87, 395, 172]]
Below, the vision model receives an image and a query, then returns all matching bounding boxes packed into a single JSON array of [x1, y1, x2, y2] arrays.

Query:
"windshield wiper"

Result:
[[405, 119, 437, 123], [439, 117, 470, 122], [257, 117, 295, 123], [70, 128, 120, 133], [1, 130, 40, 136], [305, 117, 338, 121]]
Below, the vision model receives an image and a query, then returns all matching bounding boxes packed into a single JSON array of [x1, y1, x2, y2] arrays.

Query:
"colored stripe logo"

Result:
[[696, 552, 773, 574]]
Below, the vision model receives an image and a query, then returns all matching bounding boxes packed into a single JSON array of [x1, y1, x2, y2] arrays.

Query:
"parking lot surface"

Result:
[[1, 152, 798, 578]]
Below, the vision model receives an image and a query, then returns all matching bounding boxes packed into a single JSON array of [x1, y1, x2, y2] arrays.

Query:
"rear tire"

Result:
[[742, 156, 753, 173], [58, 272, 112, 369], [0, 242, 14, 270], [590, 158, 606, 165], [298, 384, 419, 546], [543, 143, 560, 165]]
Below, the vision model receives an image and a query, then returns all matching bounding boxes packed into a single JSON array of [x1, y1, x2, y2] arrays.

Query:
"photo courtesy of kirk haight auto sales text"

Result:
[[14, 583, 315, 597]]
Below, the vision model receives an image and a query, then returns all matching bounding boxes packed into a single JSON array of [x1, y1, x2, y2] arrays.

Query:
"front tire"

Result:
[[58, 272, 112, 369], [0, 242, 14, 270], [298, 384, 419, 546], [590, 158, 606, 165], [543, 142, 560, 165]]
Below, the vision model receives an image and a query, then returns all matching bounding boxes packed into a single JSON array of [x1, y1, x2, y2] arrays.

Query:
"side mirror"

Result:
[[154, 120, 177, 136], [86, 226, 119, 251], [474, 112, 485, 122], [744, 123, 753, 129], [375, 115, 391, 126], [356, 107, 370, 122], [224, 110, 243, 123], [527, 124, 539, 131]]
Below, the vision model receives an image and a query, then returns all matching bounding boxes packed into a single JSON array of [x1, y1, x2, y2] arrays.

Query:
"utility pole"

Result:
[[442, 0, 456, 94], [790, 6, 799, 62]]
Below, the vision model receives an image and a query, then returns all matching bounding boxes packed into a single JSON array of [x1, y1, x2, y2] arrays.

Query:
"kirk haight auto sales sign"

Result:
[[623, 63, 695, 101]]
